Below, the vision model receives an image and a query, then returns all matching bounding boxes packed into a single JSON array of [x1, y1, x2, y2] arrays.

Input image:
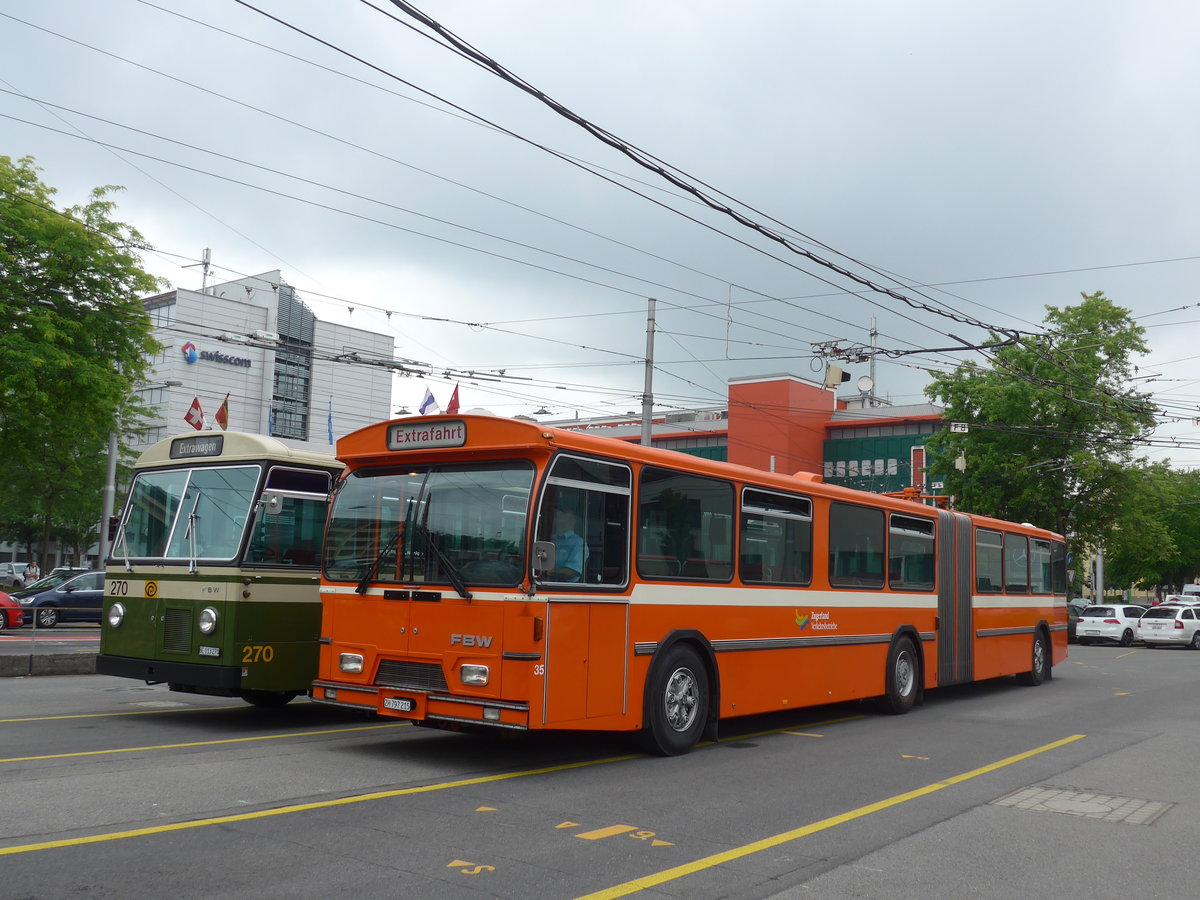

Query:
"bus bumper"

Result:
[[96, 654, 242, 691]]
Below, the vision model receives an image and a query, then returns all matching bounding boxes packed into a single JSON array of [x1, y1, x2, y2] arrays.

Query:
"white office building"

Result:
[[137, 270, 395, 456]]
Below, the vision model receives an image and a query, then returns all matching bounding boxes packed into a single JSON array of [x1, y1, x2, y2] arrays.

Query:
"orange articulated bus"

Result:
[[312, 415, 1067, 754]]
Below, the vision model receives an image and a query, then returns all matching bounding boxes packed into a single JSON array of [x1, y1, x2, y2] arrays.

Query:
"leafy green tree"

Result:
[[0, 155, 161, 562], [924, 292, 1155, 556], [1106, 466, 1200, 592]]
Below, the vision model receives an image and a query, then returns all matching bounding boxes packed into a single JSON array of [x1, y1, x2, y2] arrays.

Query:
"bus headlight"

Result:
[[339, 653, 364, 673], [198, 607, 219, 635], [107, 602, 126, 628], [460, 664, 489, 686]]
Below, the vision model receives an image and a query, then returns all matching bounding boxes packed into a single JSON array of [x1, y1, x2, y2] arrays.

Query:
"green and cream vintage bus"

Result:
[[97, 432, 342, 706]]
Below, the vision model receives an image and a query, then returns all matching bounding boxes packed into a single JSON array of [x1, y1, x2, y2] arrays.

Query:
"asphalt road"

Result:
[[2, 643, 1198, 899]]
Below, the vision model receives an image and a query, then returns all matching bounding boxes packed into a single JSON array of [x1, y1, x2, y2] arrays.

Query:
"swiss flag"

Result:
[[446, 384, 461, 415], [185, 396, 205, 431]]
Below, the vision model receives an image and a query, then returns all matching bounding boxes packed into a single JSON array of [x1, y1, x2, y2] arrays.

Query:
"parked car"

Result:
[[0, 590, 24, 630], [1067, 601, 1087, 643], [12, 568, 89, 596], [1138, 605, 1200, 649], [15, 570, 105, 628], [1076, 604, 1147, 646], [0, 562, 30, 590]]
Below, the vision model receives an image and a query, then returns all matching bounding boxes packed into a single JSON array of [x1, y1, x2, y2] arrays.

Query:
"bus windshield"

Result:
[[324, 461, 534, 588], [123, 465, 261, 561]]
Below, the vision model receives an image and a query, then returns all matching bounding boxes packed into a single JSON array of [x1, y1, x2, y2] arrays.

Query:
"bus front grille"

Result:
[[163, 608, 192, 652], [375, 660, 447, 692]]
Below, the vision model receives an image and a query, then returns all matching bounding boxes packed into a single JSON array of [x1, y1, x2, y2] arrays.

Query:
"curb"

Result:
[[0, 653, 98, 677]]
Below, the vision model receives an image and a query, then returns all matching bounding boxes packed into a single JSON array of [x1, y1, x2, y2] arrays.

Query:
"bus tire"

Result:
[[880, 636, 918, 715], [642, 644, 708, 756], [1016, 630, 1050, 686], [241, 691, 298, 708]]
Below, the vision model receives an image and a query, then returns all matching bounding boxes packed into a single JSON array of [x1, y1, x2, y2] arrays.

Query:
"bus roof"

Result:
[[135, 432, 344, 471], [337, 415, 1064, 541]]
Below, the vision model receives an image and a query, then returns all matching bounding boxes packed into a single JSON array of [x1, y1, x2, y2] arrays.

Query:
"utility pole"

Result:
[[869, 316, 878, 406], [640, 298, 656, 447]]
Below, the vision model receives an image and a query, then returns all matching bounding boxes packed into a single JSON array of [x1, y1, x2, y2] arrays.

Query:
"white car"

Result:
[[1076, 604, 1147, 647], [1138, 605, 1200, 649], [0, 562, 29, 590]]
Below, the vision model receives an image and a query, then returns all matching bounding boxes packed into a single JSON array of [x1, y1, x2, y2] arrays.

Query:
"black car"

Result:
[[15, 570, 105, 627]]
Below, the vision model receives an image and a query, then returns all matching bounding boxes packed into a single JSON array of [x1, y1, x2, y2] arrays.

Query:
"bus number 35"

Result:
[[242, 645, 275, 663]]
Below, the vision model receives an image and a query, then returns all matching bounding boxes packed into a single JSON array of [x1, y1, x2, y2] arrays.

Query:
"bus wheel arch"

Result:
[[879, 629, 922, 715], [641, 631, 719, 755]]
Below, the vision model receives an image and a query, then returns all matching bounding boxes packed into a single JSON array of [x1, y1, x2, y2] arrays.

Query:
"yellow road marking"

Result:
[[573, 734, 1086, 900], [782, 731, 825, 738], [0, 751, 643, 856], [576, 825, 638, 840], [0, 704, 250, 723], [715, 714, 863, 744], [0, 723, 408, 763], [1115, 650, 1139, 659]]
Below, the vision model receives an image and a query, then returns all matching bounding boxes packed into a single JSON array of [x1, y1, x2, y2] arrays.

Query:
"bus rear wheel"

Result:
[[879, 636, 918, 715], [643, 644, 708, 756], [241, 691, 298, 708]]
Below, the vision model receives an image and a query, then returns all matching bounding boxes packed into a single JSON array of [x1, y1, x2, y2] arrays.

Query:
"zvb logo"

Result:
[[181, 341, 198, 364], [795, 610, 810, 630]]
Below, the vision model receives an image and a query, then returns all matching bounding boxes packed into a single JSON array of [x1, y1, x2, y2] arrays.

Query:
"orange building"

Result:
[[552, 373, 945, 498]]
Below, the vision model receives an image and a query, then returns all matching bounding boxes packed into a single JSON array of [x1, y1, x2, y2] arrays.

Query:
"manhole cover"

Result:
[[992, 787, 1172, 825]]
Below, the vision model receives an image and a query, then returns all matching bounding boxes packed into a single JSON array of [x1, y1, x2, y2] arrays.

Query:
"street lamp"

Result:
[[98, 380, 183, 563]]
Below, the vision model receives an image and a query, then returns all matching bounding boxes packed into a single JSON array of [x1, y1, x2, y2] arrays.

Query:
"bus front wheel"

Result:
[[241, 691, 298, 708], [643, 644, 708, 756], [880, 636, 918, 715]]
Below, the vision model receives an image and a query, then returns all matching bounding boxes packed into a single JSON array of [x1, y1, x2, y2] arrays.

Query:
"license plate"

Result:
[[1084, 630, 1100, 635], [198, 645, 220, 657], [383, 696, 414, 712]]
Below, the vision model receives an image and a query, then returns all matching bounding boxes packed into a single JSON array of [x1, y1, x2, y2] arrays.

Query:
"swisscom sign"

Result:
[[181, 341, 252, 369]]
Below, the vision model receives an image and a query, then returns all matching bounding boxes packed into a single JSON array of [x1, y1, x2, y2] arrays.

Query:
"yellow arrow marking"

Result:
[[576, 825, 637, 840], [476, 806, 497, 812], [651, 840, 674, 847], [557, 821, 582, 829]]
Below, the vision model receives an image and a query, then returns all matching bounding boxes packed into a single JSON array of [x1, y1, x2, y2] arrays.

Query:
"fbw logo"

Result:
[[181, 342, 199, 364]]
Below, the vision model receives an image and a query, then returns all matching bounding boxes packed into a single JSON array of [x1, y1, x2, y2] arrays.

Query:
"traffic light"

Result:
[[108, 516, 120, 542]]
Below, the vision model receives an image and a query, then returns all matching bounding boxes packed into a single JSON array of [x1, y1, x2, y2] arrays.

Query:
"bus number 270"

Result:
[[242, 645, 275, 663]]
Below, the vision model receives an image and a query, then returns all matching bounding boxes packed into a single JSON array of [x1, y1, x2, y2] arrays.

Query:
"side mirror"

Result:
[[260, 492, 284, 515], [532, 540, 557, 578]]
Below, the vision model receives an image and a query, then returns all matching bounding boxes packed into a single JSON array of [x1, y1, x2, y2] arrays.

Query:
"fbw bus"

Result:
[[313, 415, 1067, 753], [98, 432, 343, 706]]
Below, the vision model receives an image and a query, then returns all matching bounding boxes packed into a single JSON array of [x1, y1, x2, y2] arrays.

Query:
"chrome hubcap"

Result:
[[664, 666, 699, 732], [895, 651, 915, 697]]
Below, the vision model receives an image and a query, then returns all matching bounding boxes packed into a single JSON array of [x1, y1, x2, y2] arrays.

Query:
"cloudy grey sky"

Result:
[[4, 0, 1199, 462]]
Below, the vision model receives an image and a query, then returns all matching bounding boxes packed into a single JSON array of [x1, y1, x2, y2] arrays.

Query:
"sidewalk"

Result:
[[0, 628, 99, 677]]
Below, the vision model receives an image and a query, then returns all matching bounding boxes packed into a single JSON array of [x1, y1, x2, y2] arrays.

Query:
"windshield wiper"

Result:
[[112, 516, 133, 573], [412, 522, 472, 600], [356, 528, 401, 595], [184, 494, 202, 574]]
